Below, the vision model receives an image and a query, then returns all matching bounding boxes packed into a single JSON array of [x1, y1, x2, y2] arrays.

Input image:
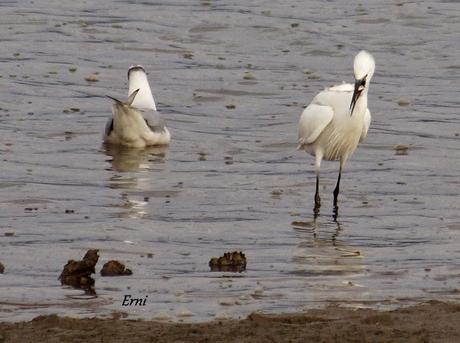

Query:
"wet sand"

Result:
[[1, 301, 459, 342]]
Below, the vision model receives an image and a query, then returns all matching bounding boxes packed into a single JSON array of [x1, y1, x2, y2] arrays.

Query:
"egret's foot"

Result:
[[313, 205, 320, 219], [314, 193, 321, 208]]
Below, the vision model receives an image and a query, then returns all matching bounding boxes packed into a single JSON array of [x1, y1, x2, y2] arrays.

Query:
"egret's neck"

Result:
[[350, 90, 368, 121], [360, 90, 368, 109], [128, 73, 156, 110]]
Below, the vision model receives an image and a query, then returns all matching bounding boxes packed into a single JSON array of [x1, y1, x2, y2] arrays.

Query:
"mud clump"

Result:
[[100, 260, 132, 276], [59, 249, 99, 294], [394, 144, 410, 155], [209, 251, 246, 272], [84, 74, 99, 82]]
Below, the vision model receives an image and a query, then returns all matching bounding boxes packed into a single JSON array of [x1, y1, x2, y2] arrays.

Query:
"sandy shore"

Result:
[[1, 301, 459, 342]]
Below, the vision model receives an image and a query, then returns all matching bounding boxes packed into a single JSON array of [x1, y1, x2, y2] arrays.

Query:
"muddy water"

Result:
[[1, 1, 459, 321]]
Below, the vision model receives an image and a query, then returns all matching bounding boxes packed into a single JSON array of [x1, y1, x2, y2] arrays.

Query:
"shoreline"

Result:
[[1, 300, 459, 342]]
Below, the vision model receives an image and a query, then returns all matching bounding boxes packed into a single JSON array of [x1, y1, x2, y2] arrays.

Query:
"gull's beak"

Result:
[[350, 78, 365, 116]]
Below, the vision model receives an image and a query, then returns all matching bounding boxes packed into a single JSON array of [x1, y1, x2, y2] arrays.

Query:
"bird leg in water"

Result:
[[333, 204, 339, 221], [314, 174, 321, 214], [333, 165, 342, 208]]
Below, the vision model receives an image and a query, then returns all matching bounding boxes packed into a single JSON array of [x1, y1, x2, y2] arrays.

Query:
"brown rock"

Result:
[[59, 249, 99, 294], [0, 261, 4, 273], [209, 251, 246, 272], [100, 260, 132, 276]]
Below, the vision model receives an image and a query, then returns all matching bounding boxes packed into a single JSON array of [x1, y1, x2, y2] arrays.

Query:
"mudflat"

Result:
[[1, 301, 459, 342]]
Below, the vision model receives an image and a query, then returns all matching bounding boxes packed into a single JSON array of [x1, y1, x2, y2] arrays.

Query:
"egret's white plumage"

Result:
[[298, 50, 375, 211], [104, 65, 170, 148]]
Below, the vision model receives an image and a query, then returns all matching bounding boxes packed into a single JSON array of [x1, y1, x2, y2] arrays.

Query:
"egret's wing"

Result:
[[360, 108, 371, 142], [313, 83, 353, 112], [298, 103, 334, 148], [327, 83, 354, 92], [104, 117, 114, 136], [141, 109, 167, 133]]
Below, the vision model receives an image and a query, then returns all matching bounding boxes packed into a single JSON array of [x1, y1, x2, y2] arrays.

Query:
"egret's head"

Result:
[[353, 50, 375, 81], [350, 51, 375, 115]]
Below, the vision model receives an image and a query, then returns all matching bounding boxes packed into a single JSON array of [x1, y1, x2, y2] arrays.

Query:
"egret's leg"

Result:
[[315, 173, 321, 207], [313, 153, 323, 214], [333, 164, 343, 208]]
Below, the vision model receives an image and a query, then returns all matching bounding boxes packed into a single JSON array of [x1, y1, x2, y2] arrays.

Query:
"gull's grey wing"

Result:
[[141, 109, 167, 133], [104, 117, 114, 136]]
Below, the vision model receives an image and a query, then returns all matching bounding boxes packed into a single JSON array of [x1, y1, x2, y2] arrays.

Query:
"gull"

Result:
[[104, 65, 171, 148], [298, 50, 375, 212]]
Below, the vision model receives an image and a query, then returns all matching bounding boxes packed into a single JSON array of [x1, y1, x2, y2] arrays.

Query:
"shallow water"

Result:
[[1, 0, 459, 322]]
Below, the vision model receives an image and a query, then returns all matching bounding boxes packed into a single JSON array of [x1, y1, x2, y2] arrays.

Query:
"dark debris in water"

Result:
[[59, 249, 99, 295], [209, 251, 247, 272], [100, 260, 132, 277], [397, 99, 411, 106], [394, 144, 410, 155]]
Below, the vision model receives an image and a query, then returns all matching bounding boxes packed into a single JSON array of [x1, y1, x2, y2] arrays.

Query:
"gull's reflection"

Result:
[[115, 192, 149, 219], [103, 144, 169, 219], [103, 144, 168, 172]]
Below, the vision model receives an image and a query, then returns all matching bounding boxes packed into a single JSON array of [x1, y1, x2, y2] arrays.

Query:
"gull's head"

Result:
[[128, 65, 146, 80], [350, 51, 375, 115], [127, 65, 156, 111]]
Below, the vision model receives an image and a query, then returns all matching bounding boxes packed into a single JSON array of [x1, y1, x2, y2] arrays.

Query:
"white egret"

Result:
[[104, 65, 171, 148], [298, 51, 375, 211]]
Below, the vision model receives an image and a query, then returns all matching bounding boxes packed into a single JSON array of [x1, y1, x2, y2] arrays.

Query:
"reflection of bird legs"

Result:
[[332, 217, 361, 256], [331, 216, 342, 246], [313, 202, 320, 220], [307, 208, 345, 245]]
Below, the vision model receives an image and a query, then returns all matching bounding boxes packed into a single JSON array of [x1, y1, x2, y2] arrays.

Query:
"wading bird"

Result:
[[104, 65, 170, 148], [298, 51, 375, 213]]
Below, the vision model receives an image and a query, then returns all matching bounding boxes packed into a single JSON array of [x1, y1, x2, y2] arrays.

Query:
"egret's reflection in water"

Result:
[[291, 214, 363, 278]]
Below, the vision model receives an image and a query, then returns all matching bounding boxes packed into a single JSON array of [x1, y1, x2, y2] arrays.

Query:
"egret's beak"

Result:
[[350, 78, 366, 116]]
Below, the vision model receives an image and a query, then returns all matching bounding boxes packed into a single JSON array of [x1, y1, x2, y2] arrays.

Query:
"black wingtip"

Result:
[[127, 88, 140, 105], [106, 95, 123, 104]]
